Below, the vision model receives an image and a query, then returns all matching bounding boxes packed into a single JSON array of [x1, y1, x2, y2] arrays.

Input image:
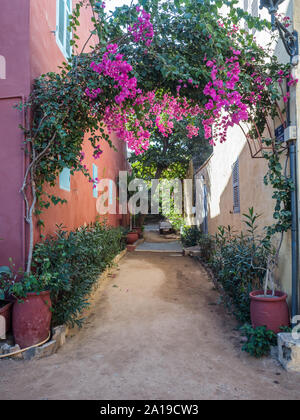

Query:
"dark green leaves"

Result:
[[32, 222, 126, 327], [202, 208, 273, 324], [263, 140, 293, 238], [241, 324, 277, 358]]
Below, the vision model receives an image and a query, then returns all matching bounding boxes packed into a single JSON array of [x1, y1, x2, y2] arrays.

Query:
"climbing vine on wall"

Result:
[[263, 139, 294, 239]]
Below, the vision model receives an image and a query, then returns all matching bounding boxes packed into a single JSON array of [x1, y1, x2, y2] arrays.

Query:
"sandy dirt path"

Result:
[[0, 252, 300, 400]]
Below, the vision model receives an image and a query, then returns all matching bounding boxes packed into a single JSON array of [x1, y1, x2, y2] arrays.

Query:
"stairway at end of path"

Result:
[[136, 224, 183, 253]]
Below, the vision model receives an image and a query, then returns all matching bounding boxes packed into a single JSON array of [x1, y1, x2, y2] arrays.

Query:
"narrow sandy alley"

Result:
[[1, 252, 300, 400]]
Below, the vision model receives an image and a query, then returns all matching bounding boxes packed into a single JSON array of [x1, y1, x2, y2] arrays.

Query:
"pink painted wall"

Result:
[[0, 0, 30, 269], [0, 1, 129, 269]]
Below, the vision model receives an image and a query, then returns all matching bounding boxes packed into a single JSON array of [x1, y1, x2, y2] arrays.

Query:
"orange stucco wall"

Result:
[[29, 0, 129, 243], [0, 1, 129, 269], [38, 132, 128, 239]]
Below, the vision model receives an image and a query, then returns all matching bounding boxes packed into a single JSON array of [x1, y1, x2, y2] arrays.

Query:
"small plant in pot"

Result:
[[250, 255, 290, 334], [132, 214, 144, 238], [127, 212, 141, 243], [126, 231, 139, 244], [0, 262, 53, 349], [132, 226, 142, 238], [127, 211, 139, 244], [0, 265, 14, 335], [228, 207, 290, 333]]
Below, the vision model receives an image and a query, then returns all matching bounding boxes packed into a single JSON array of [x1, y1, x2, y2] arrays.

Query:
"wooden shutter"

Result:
[[65, 0, 72, 58], [109, 180, 114, 205], [251, 0, 258, 34], [59, 167, 71, 192], [58, 0, 65, 46], [93, 164, 98, 198], [66, 13, 71, 58], [57, 0, 72, 58], [252, 0, 258, 17], [243, 0, 249, 31], [232, 159, 240, 214]]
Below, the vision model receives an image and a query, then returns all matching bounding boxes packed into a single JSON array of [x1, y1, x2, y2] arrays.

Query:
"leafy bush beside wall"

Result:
[[180, 226, 202, 248], [32, 222, 126, 327], [198, 209, 272, 323], [240, 324, 277, 358]]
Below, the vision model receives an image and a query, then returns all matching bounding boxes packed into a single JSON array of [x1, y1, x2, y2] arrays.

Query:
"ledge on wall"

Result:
[[278, 333, 300, 372]]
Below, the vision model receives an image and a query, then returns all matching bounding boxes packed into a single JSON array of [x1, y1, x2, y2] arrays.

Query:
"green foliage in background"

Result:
[[181, 225, 202, 247], [32, 222, 126, 327], [198, 208, 273, 323], [130, 130, 212, 181]]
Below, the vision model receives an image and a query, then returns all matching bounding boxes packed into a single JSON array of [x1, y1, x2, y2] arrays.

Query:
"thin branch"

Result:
[[80, 32, 94, 54], [21, 127, 58, 274], [26, 148, 37, 274], [20, 114, 50, 196]]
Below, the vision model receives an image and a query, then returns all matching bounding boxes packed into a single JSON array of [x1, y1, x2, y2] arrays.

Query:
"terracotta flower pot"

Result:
[[0, 300, 13, 332], [133, 227, 142, 238], [126, 232, 139, 245], [250, 290, 290, 333], [12, 291, 52, 349]]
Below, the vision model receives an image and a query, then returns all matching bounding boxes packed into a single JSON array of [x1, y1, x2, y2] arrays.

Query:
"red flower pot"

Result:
[[250, 290, 290, 333], [133, 227, 142, 238], [0, 300, 13, 332], [12, 291, 52, 349], [126, 232, 139, 245]]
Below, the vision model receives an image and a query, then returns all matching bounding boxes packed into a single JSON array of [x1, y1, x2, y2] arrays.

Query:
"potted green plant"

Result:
[[122, 172, 141, 244], [245, 206, 290, 333], [132, 214, 145, 238], [250, 255, 289, 333], [0, 266, 14, 334], [132, 227, 142, 238], [0, 264, 53, 349], [126, 231, 139, 244], [127, 214, 139, 243]]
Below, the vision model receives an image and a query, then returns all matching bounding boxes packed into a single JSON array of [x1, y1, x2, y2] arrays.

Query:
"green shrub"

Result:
[[164, 211, 185, 232], [198, 233, 215, 262], [201, 209, 272, 323], [181, 225, 202, 247], [241, 324, 277, 358], [32, 221, 126, 327]]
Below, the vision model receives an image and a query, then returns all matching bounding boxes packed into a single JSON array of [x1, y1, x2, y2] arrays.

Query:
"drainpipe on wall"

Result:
[[259, 0, 300, 328], [287, 70, 299, 328], [288, 139, 299, 326]]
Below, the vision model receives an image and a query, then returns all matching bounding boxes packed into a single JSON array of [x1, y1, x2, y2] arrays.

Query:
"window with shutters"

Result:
[[108, 180, 115, 205], [93, 164, 98, 198], [244, 1, 259, 33], [243, 0, 249, 30], [251, 0, 258, 17], [56, 0, 72, 59], [0, 55, 6, 80], [59, 167, 71, 192], [251, 0, 259, 35], [232, 159, 240, 214]]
